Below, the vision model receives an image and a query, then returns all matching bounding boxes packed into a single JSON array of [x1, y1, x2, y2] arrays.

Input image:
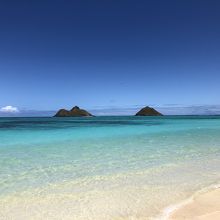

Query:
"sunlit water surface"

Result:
[[0, 116, 220, 219]]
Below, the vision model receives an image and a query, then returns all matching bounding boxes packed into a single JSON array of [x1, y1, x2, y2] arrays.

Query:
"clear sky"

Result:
[[0, 0, 220, 115]]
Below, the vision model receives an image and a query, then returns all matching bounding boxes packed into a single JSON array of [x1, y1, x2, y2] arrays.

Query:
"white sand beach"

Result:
[[169, 187, 220, 220]]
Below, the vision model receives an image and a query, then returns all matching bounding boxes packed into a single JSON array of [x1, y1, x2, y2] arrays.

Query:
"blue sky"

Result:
[[0, 0, 220, 116]]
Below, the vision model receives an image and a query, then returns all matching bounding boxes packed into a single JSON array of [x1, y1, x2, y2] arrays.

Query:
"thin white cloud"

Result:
[[0, 105, 19, 113]]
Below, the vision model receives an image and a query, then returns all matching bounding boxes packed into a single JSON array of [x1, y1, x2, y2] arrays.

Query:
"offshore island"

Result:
[[54, 106, 93, 117], [54, 105, 163, 117]]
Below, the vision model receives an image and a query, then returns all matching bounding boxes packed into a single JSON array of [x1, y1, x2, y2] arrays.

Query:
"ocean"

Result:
[[0, 116, 220, 219]]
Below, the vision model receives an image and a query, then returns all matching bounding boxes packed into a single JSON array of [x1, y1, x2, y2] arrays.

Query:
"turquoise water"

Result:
[[0, 116, 220, 219]]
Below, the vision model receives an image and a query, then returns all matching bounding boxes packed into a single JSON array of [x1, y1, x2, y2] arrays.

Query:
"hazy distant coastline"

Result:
[[1, 104, 220, 117]]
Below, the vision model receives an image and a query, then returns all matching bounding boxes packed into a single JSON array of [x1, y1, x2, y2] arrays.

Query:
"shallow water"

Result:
[[0, 116, 220, 219]]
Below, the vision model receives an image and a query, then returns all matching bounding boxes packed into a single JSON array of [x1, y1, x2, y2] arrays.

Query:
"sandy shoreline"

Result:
[[168, 186, 220, 220]]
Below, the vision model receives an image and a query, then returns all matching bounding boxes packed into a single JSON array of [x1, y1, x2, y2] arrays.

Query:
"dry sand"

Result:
[[169, 187, 220, 220]]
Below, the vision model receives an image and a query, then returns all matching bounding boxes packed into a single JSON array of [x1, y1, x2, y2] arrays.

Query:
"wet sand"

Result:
[[169, 187, 220, 220]]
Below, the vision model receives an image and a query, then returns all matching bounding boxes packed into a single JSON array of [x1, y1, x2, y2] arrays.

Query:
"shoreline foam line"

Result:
[[153, 182, 220, 220]]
